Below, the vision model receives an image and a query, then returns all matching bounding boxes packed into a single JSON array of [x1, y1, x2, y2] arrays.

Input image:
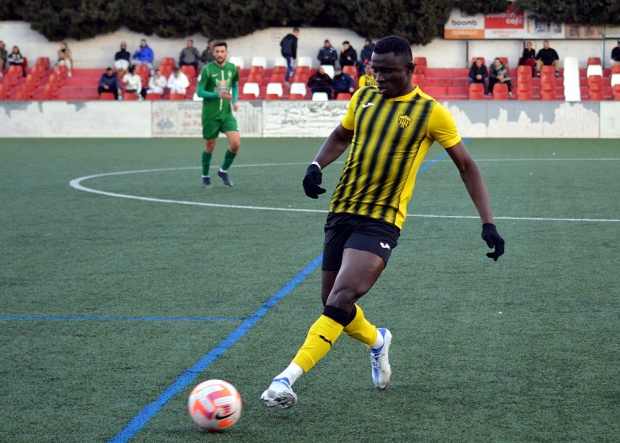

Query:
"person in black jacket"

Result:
[[357, 39, 374, 74], [339, 41, 357, 68], [520, 41, 536, 76], [611, 39, 620, 68], [317, 40, 338, 66], [307, 66, 332, 97], [280, 28, 299, 86], [536, 40, 560, 77], [469, 58, 488, 93]]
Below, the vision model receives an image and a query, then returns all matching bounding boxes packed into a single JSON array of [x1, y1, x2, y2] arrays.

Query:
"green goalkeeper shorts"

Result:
[[202, 115, 239, 140]]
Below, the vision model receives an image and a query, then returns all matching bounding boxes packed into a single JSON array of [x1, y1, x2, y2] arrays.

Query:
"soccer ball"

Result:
[[188, 379, 242, 432]]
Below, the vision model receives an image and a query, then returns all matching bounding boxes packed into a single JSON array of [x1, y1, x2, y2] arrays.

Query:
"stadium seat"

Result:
[[563, 57, 579, 72], [468, 83, 485, 100], [312, 92, 329, 101], [517, 82, 533, 100], [517, 66, 533, 83], [411, 74, 426, 88], [25, 73, 41, 86], [321, 65, 334, 79], [99, 92, 116, 100], [498, 57, 509, 68], [247, 73, 262, 84], [413, 57, 427, 68], [265, 93, 280, 100], [613, 84, 620, 100], [471, 57, 485, 66], [336, 92, 352, 100], [343, 65, 357, 80], [288, 93, 304, 100], [289, 82, 307, 98], [272, 66, 286, 76], [612, 66, 620, 75], [492, 83, 509, 100], [611, 74, 620, 87], [145, 93, 162, 100], [159, 65, 173, 79], [169, 93, 186, 100], [541, 93, 557, 100], [3, 74, 19, 89], [297, 56, 312, 69], [270, 73, 285, 84], [274, 57, 287, 68], [265, 82, 283, 98], [251, 57, 267, 70], [587, 57, 601, 67], [161, 57, 175, 67], [415, 64, 426, 75], [30, 65, 47, 80], [540, 65, 555, 78], [13, 92, 30, 101], [43, 83, 59, 98], [35, 57, 50, 70], [19, 83, 36, 98], [249, 66, 264, 78], [8, 65, 24, 77], [134, 65, 149, 77], [180, 65, 195, 79], [586, 65, 603, 78], [564, 80, 581, 101], [241, 82, 260, 99], [0, 84, 9, 100], [123, 92, 138, 100], [229, 56, 244, 69], [540, 81, 557, 99]]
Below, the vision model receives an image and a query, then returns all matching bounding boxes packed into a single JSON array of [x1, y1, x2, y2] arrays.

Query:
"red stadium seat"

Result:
[[540, 65, 555, 77], [336, 92, 352, 100], [517, 82, 533, 100], [159, 65, 173, 79], [53, 65, 68, 79], [492, 83, 509, 100], [8, 65, 24, 77], [161, 57, 175, 67], [343, 65, 357, 80], [471, 57, 485, 66], [468, 83, 485, 100], [273, 66, 286, 75], [540, 81, 557, 99], [413, 57, 427, 68], [270, 73, 285, 84], [265, 93, 280, 100], [612, 66, 620, 75], [587, 57, 602, 67], [145, 93, 162, 100], [288, 93, 304, 100], [541, 93, 557, 100], [123, 92, 139, 100], [99, 92, 116, 100], [181, 65, 196, 79], [411, 74, 426, 88], [249, 66, 264, 78], [517, 66, 533, 83], [169, 93, 186, 100]]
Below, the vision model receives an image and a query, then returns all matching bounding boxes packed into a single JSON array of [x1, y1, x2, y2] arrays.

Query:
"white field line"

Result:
[[69, 161, 620, 223]]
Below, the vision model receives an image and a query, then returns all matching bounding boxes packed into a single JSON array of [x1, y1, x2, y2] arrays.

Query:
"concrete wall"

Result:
[[1, 21, 617, 70], [2, 100, 619, 139]]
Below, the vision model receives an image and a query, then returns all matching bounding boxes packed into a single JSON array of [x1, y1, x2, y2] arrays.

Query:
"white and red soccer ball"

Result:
[[188, 379, 242, 432]]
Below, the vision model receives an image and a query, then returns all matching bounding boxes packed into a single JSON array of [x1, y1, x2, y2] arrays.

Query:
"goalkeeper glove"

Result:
[[302, 163, 326, 199], [481, 223, 505, 261]]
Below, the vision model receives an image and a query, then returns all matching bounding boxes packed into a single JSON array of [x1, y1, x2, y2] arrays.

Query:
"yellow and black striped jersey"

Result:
[[331, 86, 461, 229]]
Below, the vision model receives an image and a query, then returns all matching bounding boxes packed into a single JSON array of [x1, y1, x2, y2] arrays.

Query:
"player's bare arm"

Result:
[[313, 124, 354, 168]]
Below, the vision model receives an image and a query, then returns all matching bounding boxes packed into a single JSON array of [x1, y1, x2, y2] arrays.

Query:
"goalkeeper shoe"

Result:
[[217, 170, 233, 187], [370, 328, 392, 390], [260, 378, 297, 409], [201, 176, 212, 188]]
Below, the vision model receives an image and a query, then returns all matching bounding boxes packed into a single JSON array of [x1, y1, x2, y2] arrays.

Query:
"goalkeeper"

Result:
[[196, 41, 240, 188]]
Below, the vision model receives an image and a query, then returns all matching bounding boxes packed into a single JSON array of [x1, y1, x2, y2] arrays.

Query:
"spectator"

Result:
[[536, 40, 560, 77], [0, 41, 7, 77], [146, 68, 167, 95], [179, 39, 200, 70], [611, 39, 620, 68], [114, 42, 131, 78], [280, 27, 299, 87], [7, 46, 26, 77], [468, 58, 488, 94], [123, 65, 145, 100], [489, 58, 512, 96], [132, 39, 154, 75], [357, 38, 374, 74], [200, 40, 215, 67], [317, 40, 338, 66], [56, 42, 73, 77], [358, 63, 377, 88], [98, 67, 122, 100], [520, 41, 536, 76], [339, 41, 357, 68], [167, 67, 190, 95], [331, 66, 355, 98], [307, 66, 332, 98]]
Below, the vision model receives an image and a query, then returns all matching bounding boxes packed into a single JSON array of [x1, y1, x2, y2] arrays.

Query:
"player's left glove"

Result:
[[481, 223, 505, 261], [302, 163, 326, 199]]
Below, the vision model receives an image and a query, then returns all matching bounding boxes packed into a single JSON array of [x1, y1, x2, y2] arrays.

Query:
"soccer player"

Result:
[[196, 41, 240, 188], [260, 35, 505, 409]]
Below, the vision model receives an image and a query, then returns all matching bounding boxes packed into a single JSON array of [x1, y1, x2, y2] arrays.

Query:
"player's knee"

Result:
[[229, 140, 240, 153], [327, 287, 365, 310]]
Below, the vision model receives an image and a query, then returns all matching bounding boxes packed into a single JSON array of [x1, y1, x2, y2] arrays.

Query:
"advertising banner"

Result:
[[605, 25, 620, 38], [565, 24, 605, 39], [444, 9, 485, 39], [524, 13, 565, 39], [484, 4, 525, 39]]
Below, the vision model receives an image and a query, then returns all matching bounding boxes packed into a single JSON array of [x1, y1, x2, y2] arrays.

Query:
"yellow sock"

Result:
[[343, 304, 378, 347], [292, 315, 344, 372]]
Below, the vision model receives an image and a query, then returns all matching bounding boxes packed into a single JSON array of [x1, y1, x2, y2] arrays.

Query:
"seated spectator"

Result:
[[132, 39, 154, 75], [331, 66, 355, 98], [200, 40, 215, 67], [520, 41, 536, 76], [317, 40, 338, 66], [56, 42, 73, 77], [489, 58, 512, 96], [7, 45, 26, 77], [468, 58, 488, 93], [0, 41, 7, 77], [98, 67, 122, 100], [358, 63, 377, 88], [339, 41, 357, 68], [146, 69, 167, 95], [357, 38, 374, 74], [114, 42, 131, 78], [122, 65, 145, 100], [307, 66, 332, 98], [179, 39, 200, 70], [536, 40, 560, 77], [167, 67, 190, 95], [611, 39, 620, 68]]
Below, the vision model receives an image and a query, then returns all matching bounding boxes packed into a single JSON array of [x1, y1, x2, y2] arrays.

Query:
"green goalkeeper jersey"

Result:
[[197, 61, 239, 120]]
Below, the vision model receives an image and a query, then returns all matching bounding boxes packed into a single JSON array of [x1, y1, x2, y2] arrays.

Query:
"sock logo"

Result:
[[319, 335, 333, 347]]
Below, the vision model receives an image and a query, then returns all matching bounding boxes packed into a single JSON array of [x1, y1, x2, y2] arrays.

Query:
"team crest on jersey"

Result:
[[215, 78, 231, 93], [398, 115, 413, 128]]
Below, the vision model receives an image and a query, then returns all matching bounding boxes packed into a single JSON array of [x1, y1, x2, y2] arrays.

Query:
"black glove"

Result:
[[302, 163, 326, 199], [481, 223, 505, 261]]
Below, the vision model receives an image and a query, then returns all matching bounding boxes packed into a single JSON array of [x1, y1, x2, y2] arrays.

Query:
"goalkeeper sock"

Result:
[[201, 151, 212, 177], [343, 304, 380, 348], [220, 149, 237, 171], [274, 362, 304, 386]]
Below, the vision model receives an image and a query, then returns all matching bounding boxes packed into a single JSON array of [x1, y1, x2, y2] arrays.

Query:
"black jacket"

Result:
[[317, 46, 338, 65], [340, 46, 357, 67], [280, 34, 298, 58], [536, 48, 559, 65], [612, 46, 620, 62], [469, 64, 488, 80], [308, 71, 332, 88], [115, 49, 130, 61]]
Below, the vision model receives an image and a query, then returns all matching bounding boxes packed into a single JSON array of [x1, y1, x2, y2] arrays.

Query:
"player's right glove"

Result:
[[302, 163, 326, 199], [481, 223, 505, 261]]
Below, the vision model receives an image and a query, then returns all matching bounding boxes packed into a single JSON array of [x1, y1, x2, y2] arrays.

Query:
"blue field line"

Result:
[[108, 254, 323, 443], [0, 315, 240, 322]]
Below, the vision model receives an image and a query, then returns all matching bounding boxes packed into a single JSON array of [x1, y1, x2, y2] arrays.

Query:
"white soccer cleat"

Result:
[[370, 328, 392, 390], [260, 378, 298, 409]]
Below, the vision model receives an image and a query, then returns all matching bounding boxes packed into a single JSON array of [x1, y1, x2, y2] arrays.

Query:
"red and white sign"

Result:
[[484, 4, 525, 38]]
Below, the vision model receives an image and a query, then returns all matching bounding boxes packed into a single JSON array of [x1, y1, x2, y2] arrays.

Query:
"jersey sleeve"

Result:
[[341, 88, 364, 130], [426, 102, 461, 148]]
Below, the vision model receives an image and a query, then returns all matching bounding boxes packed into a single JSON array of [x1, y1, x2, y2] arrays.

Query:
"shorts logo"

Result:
[[398, 115, 413, 128], [380, 242, 391, 250]]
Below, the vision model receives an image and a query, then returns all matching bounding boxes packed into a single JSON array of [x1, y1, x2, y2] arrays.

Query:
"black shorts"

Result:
[[322, 212, 400, 271]]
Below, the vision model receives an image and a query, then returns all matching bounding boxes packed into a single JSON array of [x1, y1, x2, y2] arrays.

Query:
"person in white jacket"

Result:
[[122, 65, 145, 99], [147, 69, 167, 94], [167, 68, 190, 95]]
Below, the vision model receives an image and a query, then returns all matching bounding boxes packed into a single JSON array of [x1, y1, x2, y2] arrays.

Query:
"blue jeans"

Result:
[[285, 56, 294, 82]]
